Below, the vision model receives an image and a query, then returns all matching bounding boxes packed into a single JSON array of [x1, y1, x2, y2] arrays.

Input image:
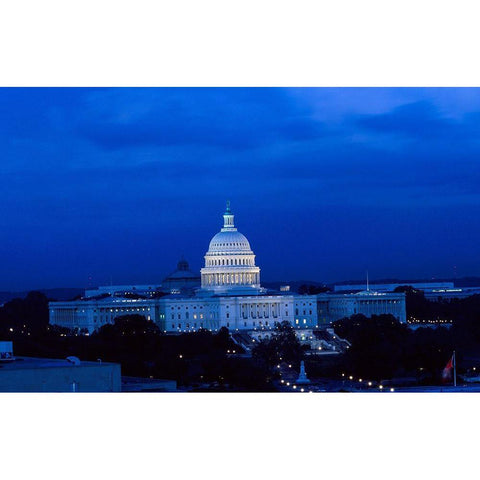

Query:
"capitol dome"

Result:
[[200, 202, 261, 293], [208, 230, 252, 253]]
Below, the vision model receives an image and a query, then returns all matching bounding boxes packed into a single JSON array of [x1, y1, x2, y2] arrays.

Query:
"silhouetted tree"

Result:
[[252, 321, 303, 368], [0, 291, 49, 336], [299, 284, 331, 295]]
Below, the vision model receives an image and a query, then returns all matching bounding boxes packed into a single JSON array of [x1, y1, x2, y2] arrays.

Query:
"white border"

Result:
[[1, 1, 479, 86], [0, 1, 478, 477]]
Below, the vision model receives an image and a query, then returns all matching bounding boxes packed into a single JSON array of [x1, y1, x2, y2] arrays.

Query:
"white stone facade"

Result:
[[200, 202, 262, 295], [316, 291, 406, 324], [49, 203, 406, 334], [50, 298, 156, 333], [156, 294, 299, 332]]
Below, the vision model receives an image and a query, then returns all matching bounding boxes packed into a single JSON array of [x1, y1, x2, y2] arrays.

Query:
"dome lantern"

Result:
[[223, 200, 235, 230]]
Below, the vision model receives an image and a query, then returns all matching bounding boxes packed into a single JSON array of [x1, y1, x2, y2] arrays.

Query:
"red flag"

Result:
[[442, 354, 454, 383]]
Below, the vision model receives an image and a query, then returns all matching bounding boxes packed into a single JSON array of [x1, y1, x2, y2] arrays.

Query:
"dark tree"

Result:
[[252, 321, 304, 368], [298, 284, 332, 295], [332, 313, 456, 381], [93, 314, 161, 338], [0, 291, 50, 336]]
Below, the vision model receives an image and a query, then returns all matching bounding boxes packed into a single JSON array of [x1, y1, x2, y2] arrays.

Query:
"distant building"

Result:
[[334, 281, 480, 302], [85, 284, 161, 298], [50, 297, 157, 333], [317, 291, 406, 324], [334, 281, 455, 293], [83, 259, 199, 298], [423, 287, 480, 301], [49, 203, 406, 333], [161, 257, 200, 293]]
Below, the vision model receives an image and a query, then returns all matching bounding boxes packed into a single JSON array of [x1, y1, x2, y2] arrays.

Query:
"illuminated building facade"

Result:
[[49, 203, 406, 333]]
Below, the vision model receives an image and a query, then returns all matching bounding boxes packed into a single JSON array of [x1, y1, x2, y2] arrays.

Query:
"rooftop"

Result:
[[0, 356, 118, 371]]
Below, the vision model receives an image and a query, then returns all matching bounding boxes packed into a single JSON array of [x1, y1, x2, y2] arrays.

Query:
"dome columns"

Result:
[[200, 203, 261, 292], [222, 201, 236, 231]]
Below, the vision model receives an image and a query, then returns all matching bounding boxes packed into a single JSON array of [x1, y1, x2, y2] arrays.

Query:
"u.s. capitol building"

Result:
[[49, 204, 406, 333]]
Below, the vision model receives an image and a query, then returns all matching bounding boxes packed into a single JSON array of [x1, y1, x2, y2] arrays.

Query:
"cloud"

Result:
[[76, 88, 325, 151], [354, 100, 480, 141]]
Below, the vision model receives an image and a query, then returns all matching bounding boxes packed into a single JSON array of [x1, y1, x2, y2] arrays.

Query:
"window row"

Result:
[[206, 257, 254, 266]]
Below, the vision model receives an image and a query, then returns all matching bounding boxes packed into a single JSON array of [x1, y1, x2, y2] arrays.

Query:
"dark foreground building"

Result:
[[0, 352, 121, 392]]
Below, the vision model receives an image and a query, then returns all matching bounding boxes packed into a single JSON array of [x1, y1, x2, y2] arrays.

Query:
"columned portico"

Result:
[[200, 202, 261, 294]]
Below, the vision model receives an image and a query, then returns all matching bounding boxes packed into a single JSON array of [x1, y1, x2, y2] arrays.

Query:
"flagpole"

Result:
[[453, 350, 457, 387]]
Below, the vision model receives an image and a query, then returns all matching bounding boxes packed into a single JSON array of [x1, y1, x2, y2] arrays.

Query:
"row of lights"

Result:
[[341, 373, 394, 392], [408, 317, 452, 324]]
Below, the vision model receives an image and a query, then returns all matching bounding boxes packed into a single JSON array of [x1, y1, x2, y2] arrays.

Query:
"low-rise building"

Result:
[[0, 354, 121, 392]]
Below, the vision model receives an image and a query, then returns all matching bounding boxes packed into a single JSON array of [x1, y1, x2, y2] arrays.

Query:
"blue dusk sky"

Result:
[[1, 87, 479, 291]]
